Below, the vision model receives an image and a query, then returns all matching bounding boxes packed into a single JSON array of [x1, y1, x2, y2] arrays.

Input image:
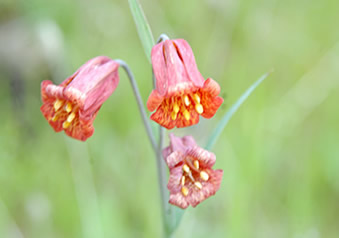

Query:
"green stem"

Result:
[[115, 59, 157, 152], [156, 126, 171, 237]]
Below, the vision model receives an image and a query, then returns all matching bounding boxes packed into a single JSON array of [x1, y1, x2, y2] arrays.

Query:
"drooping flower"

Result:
[[147, 39, 224, 129], [40, 56, 120, 141], [163, 134, 223, 209]]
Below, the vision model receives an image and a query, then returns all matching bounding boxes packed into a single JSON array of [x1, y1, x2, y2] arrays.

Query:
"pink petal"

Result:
[[173, 39, 204, 88], [146, 90, 164, 112], [169, 133, 196, 153], [203, 78, 221, 97], [167, 166, 183, 193], [151, 43, 168, 96], [165, 151, 184, 169], [169, 193, 189, 209], [186, 147, 216, 167]]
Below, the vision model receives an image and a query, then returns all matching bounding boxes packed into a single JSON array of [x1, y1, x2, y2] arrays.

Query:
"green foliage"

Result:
[[205, 71, 271, 150], [128, 0, 155, 63]]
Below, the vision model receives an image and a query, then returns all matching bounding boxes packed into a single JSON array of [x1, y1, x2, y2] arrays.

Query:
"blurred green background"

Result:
[[1, 0, 339, 237]]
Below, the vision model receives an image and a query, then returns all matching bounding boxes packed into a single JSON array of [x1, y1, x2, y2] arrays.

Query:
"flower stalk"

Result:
[[115, 59, 157, 152]]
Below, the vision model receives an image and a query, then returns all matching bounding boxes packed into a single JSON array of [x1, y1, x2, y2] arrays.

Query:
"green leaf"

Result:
[[205, 71, 272, 150], [128, 0, 155, 62], [164, 205, 185, 236]]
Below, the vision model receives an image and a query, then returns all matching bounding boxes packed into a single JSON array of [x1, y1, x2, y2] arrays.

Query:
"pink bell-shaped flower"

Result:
[[147, 39, 223, 129], [163, 134, 223, 209], [40, 56, 120, 141]]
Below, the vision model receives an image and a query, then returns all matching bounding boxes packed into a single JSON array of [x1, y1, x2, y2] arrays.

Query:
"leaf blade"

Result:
[[128, 0, 155, 62], [205, 71, 271, 150]]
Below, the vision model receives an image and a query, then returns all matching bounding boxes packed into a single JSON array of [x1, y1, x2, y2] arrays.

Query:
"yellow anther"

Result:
[[65, 102, 72, 113], [183, 164, 190, 173], [62, 120, 71, 129], [184, 95, 190, 106], [193, 94, 201, 104], [67, 111, 76, 122], [54, 99, 63, 111], [200, 171, 209, 181], [181, 186, 189, 196], [171, 111, 177, 120], [195, 104, 204, 114], [181, 176, 185, 186], [173, 103, 180, 113], [183, 110, 190, 121], [193, 160, 199, 169], [194, 181, 202, 189], [52, 115, 58, 122]]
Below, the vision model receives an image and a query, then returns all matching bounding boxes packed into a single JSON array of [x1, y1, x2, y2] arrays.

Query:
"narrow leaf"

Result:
[[128, 0, 155, 62], [164, 205, 185, 236], [205, 71, 272, 150]]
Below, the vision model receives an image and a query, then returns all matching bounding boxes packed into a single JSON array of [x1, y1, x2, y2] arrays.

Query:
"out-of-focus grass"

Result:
[[0, 0, 339, 237]]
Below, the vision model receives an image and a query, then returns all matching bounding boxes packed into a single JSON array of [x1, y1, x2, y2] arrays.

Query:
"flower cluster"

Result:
[[40, 38, 223, 209]]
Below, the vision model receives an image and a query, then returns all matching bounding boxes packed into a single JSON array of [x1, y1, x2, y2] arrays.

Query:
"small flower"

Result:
[[163, 134, 223, 209], [40, 56, 120, 141], [147, 39, 224, 129]]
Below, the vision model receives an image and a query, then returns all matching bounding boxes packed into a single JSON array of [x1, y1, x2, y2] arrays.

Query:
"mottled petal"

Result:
[[188, 169, 223, 207], [41, 81, 65, 101], [201, 78, 224, 118], [169, 193, 189, 209], [169, 133, 196, 153], [147, 90, 164, 112], [186, 146, 216, 167], [151, 43, 168, 96], [165, 151, 184, 169], [150, 105, 176, 129], [203, 78, 221, 97], [167, 166, 183, 193], [163, 134, 197, 160], [173, 39, 204, 87], [63, 116, 95, 141], [163, 40, 191, 91], [162, 147, 172, 161], [64, 57, 119, 113]]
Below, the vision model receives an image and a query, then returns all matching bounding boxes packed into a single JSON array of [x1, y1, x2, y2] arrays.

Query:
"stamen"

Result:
[[193, 94, 200, 104], [193, 160, 199, 169], [181, 186, 189, 196], [183, 110, 190, 121], [181, 176, 185, 186], [65, 102, 72, 113], [195, 104, 204, 114], [54, 100, 63, 111], [200, 171, 209, 181], [52, 115, 58, 122], [183, 164, 190, 173], [184, 95, 190, 106], [62, 120, 71, 129], [188, 172, 195, 182], [194, 181, 202, 189], [171, 111, 177, 120], [67, 111, 76, 122], [173, 103, 180, 113]]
